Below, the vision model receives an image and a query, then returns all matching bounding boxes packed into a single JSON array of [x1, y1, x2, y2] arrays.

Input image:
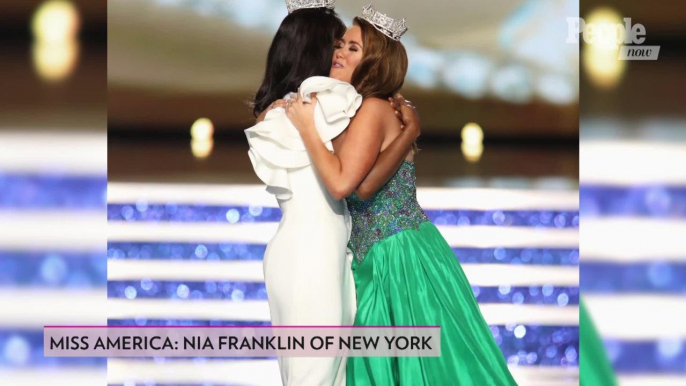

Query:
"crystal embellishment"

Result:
[[285, 0, 335, 14], [360, 3, 408, 41], [346, 161, 429, 263]]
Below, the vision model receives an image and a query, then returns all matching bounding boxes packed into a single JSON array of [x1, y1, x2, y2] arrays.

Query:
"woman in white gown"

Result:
[[244, 3, 419, 386]]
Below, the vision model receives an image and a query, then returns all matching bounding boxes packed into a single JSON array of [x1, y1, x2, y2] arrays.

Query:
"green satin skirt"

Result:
[[580, 299, 617, 386], [347, 221, 518, 386]]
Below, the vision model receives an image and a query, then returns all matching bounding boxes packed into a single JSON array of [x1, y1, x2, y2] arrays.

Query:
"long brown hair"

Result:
[[350, 17, 408, 100], [350, 18, 418, 153]]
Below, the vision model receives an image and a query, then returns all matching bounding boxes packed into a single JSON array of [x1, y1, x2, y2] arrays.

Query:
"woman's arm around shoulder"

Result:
[[255, 99, 289, 123], [354, 94, 421, 200], [286, 94, 386, 200]]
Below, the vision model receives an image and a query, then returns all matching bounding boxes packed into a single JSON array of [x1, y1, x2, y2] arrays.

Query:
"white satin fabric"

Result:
[[245, 76, 361, 386]]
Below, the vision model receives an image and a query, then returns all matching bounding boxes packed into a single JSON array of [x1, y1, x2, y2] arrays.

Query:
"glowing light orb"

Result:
[[582, 7, 627, 89], [32, 40, 79, 82], [514, 325, 527, 339], [460, 122, 484, 163], [32, 0, 80, 43], [191, 139, 214, 159], [191, 118, 214, 141], [461, 142, 483, 163], [461, 122, 484, 145], [3, 336, 31, 365]]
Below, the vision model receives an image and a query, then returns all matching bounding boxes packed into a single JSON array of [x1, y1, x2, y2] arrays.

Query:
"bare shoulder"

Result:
[[351, 98, 388, 122], [358, 97, 393, 115], [353, 97, 394, 125], [347, 98, 390, 139]]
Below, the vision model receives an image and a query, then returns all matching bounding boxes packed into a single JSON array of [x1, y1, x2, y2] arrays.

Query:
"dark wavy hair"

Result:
[[252, 8, 346, 117]]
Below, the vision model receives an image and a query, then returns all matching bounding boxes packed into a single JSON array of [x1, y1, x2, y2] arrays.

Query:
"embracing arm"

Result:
[[354, 123, 417, 200], [287, 95, 384, 200], [255, 99, 289, 123], [354, 94, 422, 200]]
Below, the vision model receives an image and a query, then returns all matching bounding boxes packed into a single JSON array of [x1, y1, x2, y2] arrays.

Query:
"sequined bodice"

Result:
[[346, 161, 430, 262]]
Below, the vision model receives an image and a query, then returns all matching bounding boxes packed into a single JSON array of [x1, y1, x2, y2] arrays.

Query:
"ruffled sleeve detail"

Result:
[[245, 77, 362, 200]]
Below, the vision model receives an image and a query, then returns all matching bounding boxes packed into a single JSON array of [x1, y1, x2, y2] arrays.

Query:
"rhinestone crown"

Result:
[[285, 0, 335, 14], [360, 3, 407, 41]]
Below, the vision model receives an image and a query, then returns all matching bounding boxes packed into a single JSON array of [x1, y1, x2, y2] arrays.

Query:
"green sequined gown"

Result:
[[346, 161, 517, 386]]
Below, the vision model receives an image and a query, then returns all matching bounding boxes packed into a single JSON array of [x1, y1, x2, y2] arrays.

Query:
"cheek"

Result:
[[349, 54, 363, 72]]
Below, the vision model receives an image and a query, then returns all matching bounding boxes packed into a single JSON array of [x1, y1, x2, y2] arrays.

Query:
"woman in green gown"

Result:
[[286, 5, 518, 385]]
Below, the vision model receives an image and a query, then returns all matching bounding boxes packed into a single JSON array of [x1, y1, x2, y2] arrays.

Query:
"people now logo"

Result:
[[567, 17, 660, 60]]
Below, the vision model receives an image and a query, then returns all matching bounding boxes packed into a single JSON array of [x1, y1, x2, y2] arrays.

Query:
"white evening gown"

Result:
[[245, 76, 361, 386]]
